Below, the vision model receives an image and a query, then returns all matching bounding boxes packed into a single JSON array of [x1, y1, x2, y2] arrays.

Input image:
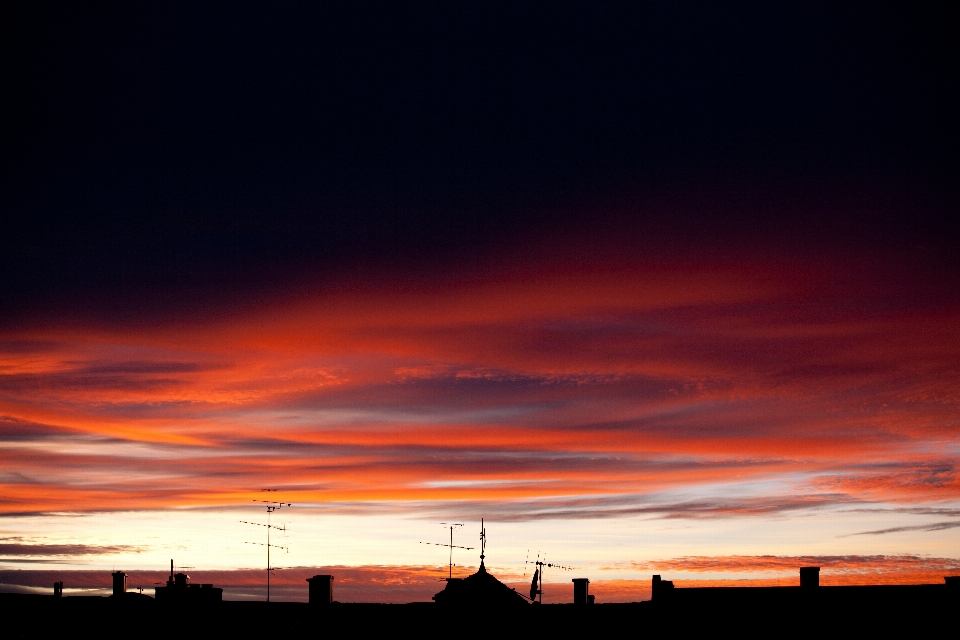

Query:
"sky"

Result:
[[1, 3, 959, 602]]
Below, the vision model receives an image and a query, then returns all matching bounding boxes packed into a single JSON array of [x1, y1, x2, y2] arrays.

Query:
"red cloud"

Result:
[[1, 255, 958, 514]]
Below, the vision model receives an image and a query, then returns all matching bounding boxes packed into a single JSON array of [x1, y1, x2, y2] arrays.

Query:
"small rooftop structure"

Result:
[[307, 575, 334, 604], [154, 559, 222, 604], [800, 566, 820, 588], [572, 578, 590, 605], [651, 574, 674, 600], [111, 571, 127, 598]]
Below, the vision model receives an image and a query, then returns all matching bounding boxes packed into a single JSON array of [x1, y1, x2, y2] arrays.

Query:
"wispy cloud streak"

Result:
[[0, 256, 958, 522], [0, 541, 143, 556], [842, 521, 960, 536]]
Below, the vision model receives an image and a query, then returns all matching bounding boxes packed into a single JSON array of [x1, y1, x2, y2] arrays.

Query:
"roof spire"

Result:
[[479, 518, 486, 569]]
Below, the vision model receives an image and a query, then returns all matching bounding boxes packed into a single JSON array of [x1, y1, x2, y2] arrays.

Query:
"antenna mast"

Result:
[[526, 553, 573, 603], [419, 523, 474, 579], [242, 489, 291, 602]]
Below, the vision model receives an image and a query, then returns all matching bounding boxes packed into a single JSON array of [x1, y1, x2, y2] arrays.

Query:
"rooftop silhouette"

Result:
[[153, 560, 223, 604], [431, 519, 528, 606], [432, 560, 528, 607], [3, 564, 957, 638]]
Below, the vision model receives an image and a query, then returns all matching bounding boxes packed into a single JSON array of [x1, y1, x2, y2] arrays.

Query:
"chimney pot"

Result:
[[111, 571, 127, 597], [800, 567, 820, 588], [572, 578, 590, 605], [307, 575, 334, 604]]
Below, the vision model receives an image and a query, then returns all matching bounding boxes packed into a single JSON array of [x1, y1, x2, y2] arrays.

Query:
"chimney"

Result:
[[651, 575, 674, 601], [54, 581, 63, 597], [112, 571, 127, 597], [800, 567, 820, 588], [572, 578, 590, 605], [307, 575, 334, 604]]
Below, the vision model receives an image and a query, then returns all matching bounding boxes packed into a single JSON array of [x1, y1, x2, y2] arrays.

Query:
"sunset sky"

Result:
[[2, 4, 958, 602]]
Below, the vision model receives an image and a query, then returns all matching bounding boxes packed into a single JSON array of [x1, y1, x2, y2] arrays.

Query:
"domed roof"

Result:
[[432, 561, 529, 607]]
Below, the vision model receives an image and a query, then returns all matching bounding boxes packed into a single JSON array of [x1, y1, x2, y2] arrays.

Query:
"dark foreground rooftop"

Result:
[[3, 578, 958, 640]]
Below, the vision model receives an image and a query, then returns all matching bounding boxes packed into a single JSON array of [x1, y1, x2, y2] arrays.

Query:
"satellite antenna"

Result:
[[526, 552, 574, 603], [419, 523, 474, 580], [242, 489, 291, 602]]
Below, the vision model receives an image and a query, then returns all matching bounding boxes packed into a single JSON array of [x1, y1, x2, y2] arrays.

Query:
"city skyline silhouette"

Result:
[[2, 2, 958, 609]]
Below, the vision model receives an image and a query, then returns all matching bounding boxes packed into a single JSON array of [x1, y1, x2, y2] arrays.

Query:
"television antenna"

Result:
[[242, 490, 291, 602], [419, 522, 474, 579], [160, 559, 194, 586], [526, 552, 573, 603]]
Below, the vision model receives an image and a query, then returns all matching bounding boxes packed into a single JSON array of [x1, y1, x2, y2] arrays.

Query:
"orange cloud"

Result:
[[1, 256, 958, 517]]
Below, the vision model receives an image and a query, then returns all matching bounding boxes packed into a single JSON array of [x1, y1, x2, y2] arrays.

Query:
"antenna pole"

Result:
[[244, 491, 292, 603], [419, 523, 471, 580], [529, 556, 573, 603], [267, 507, 271, 603]]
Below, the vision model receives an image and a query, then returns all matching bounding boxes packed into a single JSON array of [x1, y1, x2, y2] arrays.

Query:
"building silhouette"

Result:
[[432, 561, 528, 606], [2, 564, 958, 639], [651, 567, 959, 612], [154, 560, 223, 603]]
